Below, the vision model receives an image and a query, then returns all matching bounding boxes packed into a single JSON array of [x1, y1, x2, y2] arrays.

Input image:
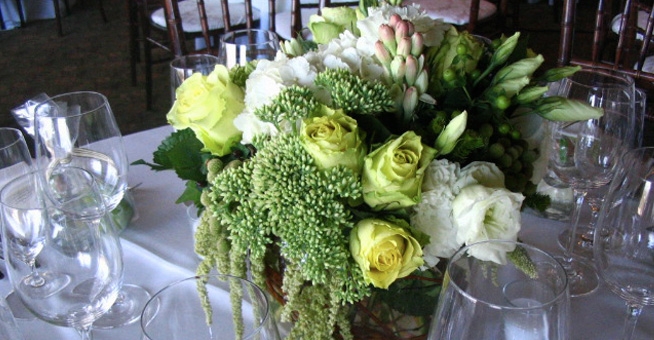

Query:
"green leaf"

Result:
[[175, 180, 204, 207], [153, 128, 208, 183], [375, 269, 442, 316]]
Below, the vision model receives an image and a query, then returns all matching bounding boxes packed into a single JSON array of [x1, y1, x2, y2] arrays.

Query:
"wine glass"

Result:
[[428, 240, 570, 340], [555, 69, 637, 258], [141, 274, 280, 340], [594, 147, 654, 340], [218, 29, 280, 69], [0, 171, 72, 299], [549, 69, 635, 297], [2, 167, 123, 340], [33, 91, 151, 329], [170, 54, 220, 102]]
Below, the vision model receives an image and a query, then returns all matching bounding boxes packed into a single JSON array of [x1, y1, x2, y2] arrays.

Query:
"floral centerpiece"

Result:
[[137, 1, 600, 338]]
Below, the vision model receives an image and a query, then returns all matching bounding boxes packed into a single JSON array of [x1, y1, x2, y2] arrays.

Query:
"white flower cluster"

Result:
[[411, 159, 525, 267]]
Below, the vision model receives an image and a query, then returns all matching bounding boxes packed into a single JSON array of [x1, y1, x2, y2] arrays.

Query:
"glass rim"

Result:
[[34, 91, 109, 118], [0, 171, 44, 211], [619, 146, 654, 179], [0, 127, 27, 152], [446, 239, 569, 310], [219, 29, 280, 45], [140, 273, 272, 340], [170, 54, 220, 68]]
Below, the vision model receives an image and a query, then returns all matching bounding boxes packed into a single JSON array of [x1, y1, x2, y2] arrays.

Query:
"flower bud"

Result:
[[396, 37, 412, 58], [491, 32, 520, 66], [375, 40, 392, 66], [538, 65, 581, 82], [516, 86, 548, 104], [411, 33, 424, 56], [493, 55, 544, 84], [379, 24, 397, 56], [406, 21, 415, 36], [435, 110, 467, 156], [395, 20, 409, 41], [535, 97, 603, 121], [415, 70, 429, 94], [405, 55, 418, 86], [389, 13, 402, 27], [403, 86, 419, 115], [390, 56, 406, 83]]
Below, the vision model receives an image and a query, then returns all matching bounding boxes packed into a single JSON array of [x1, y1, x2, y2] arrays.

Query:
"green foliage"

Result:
[[132, 128, 209, 184], [228, 62, 257, 87], [522, 192, 551, 212], [373, 269, 442, 316], [508, 245, 538, 279], [254, 85, 320, 127]]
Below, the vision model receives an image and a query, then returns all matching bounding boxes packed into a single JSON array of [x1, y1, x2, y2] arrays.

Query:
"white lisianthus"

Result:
[[357, 3, 450, 48], [422, 159, 459, 192], [454, 161, 505, 193], [452, 185, 525, 264]]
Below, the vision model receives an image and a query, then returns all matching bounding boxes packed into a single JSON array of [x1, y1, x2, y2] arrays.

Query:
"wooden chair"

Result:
[[0, 0, 25, 30], [135, 0, 261, 110], [558, 0, 654, 145], [559, 0, 654, 85], [269, 0, 359, 40], [53, 0, 108, 36]]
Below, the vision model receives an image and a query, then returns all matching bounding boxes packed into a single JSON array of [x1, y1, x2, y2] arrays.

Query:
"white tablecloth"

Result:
[[3, 125, 653, 339]]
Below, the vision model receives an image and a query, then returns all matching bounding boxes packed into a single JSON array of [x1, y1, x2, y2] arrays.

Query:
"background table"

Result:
[[1, 125, 652, 339]]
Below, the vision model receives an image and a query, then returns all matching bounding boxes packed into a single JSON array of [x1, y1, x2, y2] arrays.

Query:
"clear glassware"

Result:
[[594, 147, 654, 340], [428, 240, 570, 340], [2, 168, 124, 340], [549, 68, 636, 297], [218, 29, 280, 69], [141, 274, 280, 340], [33, 91, 150, 329], [0, 171, 71, 299], [170, 54, 220, 102]]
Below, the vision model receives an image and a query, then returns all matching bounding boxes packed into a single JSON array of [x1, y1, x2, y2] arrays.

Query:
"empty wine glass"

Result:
[[595, 147, 654, 340], [218, 29, 280, 69], [33, 91, 150, 329], [141, 274, 280, 340], [549, 68, 635, 297], [2, 167, 124, 340], [0, 171, 71, 299], [428, 240, 570, 340]]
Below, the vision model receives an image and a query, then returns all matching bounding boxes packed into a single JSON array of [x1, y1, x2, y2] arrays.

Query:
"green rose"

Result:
[[166, 65, 243, 156], [300, 110, 366, 173], [308, 7, 358, 44], [350, 218, 424, 289], [362, 131, 436, 210]]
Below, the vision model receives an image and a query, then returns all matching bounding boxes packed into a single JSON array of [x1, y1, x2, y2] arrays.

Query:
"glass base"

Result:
[[92, 284, 152, 329], [557, 228, 594, 258], [20, 271, 71, 299], [4, 292, 35, 320], [554, 256, 599, 297]]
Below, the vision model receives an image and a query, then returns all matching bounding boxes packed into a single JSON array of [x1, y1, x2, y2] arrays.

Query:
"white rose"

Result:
[[453, 161, 505, 194], [452, 185, 524, 264]]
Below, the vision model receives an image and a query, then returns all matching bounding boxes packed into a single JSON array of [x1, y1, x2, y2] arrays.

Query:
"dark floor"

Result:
[[0, 0, 590, 139]]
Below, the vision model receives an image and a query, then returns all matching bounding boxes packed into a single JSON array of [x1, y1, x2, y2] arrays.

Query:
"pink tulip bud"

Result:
[[389, 14, 402, 27], [396, 37, 412, 58], [379, 24, 397, 56], [406, 21, 415, 36], [411, 33, 424, 56], [404, 55, 418, 86], [375, 41, 392, 65], [403, 86, 418, 115], [390, 56, 406, 83], [395, 21, 409, 41]]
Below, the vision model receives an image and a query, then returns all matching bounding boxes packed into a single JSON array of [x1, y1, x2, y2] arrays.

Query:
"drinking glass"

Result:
[[218, 29, 280, 69], [33, 91, 150, 329], [549, 68, 635, 296], [0, 171, 71, 299], [594, 147, 654, 340], [170, 54, 220, 102], [2, 168, 124, 340], [428, 240, 570, 340], [141, 274, 280, 340]]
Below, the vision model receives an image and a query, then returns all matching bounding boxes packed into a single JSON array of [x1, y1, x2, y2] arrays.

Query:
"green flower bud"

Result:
[[411, 33, 424, 56], [493, 55, 544, 84], [403, 86, 419, 115], [375, 40, 392, 66], [405, 55, 418, 86], [538, 65, 582, 82], [435, 110, 467, 156], [391, 56, 406, 83], [415, 70, 429, 94], [516, 86, 549, 104], [491, 32, 520, 67], [379, 24, 397, 56], [534, 97, 603, 121]]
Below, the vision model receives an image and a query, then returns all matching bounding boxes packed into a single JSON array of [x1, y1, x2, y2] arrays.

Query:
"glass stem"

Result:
[[26, 260, 45, 287], [77, 327, 93, 340], [622, 302, 643, 340], [564, 189, 587, 263]]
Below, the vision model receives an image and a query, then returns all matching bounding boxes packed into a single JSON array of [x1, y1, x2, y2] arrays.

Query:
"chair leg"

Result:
[[127, 0, 139, 86], [53, 0, 64, 36], [15, 0, 26, 26], [0, 6, 6, 31], [99, 0, 108, 23]]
